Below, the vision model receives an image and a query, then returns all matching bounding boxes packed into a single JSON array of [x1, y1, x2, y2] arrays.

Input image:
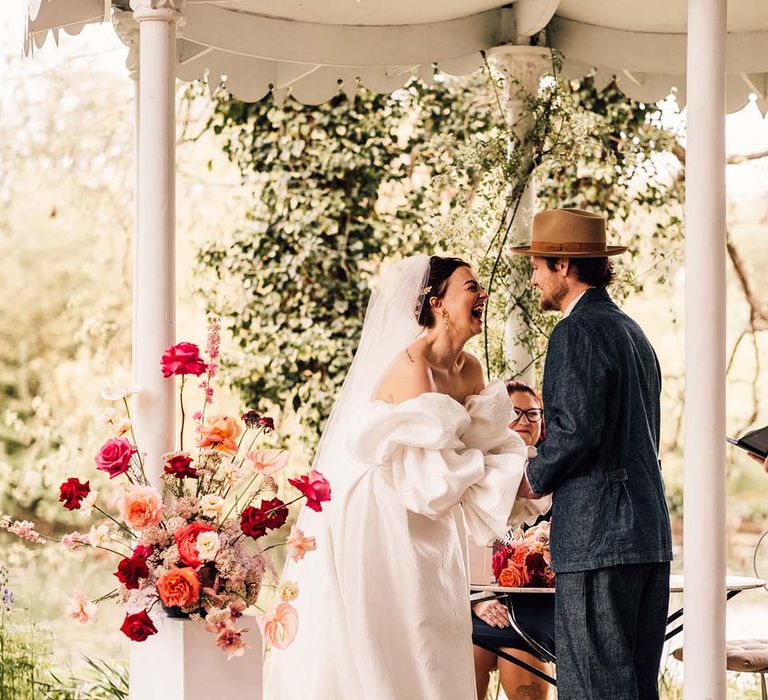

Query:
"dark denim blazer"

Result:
[[526, 287, 673, 573]]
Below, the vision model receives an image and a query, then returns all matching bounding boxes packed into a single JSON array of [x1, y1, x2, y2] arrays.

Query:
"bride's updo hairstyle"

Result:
[[416, 256, 470, 328]]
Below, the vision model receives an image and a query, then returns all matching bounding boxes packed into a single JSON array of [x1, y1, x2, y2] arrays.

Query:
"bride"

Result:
[[265, 255, 528, 699]]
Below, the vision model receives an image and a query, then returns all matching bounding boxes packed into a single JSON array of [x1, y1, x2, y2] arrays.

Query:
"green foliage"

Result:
[[195, 77, 495, 439], [1, 563, 55, 699], [0, 560, 128, 699], [538, 74, 685, 286], [435, 65, 685, 382], [194, 64, 685, 443], [43, 657, 129, 700]]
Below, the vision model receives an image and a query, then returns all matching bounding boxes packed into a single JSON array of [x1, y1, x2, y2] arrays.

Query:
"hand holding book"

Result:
[[727, 425, 768, 460]]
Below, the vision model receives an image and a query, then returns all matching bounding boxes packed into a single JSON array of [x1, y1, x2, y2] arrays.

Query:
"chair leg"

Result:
[[761, 671, 767, 700]]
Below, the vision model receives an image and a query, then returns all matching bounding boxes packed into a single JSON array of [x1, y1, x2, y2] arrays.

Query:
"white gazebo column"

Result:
[[683, 1, 727, 699], [492, 46, 551, 385], [112, 10, 141, 385], [464, 45, 550, 585], [128, 0, 182, 486]]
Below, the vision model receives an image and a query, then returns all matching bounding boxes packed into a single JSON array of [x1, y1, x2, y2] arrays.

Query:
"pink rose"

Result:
[[258, 602, 298, 650], [119, 486, 164, 530], [95, 437, 136, 479], [492, 547, 511, 581], [288, 470, 331, 512], [161, 342, 208, 378]]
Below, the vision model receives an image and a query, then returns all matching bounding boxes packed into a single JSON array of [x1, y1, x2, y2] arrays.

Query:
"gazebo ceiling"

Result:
[[25, 0, 768, 111]]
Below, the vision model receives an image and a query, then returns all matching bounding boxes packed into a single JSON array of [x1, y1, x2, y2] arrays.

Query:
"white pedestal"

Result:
[[129, 616, 263, 700]]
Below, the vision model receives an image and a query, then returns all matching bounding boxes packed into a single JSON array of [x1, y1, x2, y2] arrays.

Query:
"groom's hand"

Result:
[[517, 471, 544, 500]]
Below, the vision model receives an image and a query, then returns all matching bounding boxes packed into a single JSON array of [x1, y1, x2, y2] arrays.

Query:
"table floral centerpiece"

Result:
[[491, 520, 555, 589], [1, 319, 330, 658]]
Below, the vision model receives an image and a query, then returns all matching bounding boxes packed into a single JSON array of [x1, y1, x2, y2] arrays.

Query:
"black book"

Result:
[[727, 425, 768, 459]]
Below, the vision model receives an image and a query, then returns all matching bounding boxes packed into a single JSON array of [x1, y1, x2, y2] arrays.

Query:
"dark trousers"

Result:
[[554, 561, 670, 700]]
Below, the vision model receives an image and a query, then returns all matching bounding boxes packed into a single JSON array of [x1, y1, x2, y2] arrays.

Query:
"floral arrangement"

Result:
[[0, 319, 330, 658], [491, 520, 555, 589]]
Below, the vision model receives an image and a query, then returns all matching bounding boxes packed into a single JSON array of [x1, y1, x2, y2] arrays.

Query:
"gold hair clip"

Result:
[[420, 286, 432, 296]]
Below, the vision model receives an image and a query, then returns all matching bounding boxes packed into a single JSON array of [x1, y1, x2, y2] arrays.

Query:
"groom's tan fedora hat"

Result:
[[509, 208, 628, 258]]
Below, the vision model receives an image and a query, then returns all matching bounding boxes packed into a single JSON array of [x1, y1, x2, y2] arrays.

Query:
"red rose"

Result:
[[240, 505, 268, 539], [288, 469, 331, 512], [114, 555, 150, 590], [120, 609, 158, 642], [260, 497, 288, 530], [132, 545, 153, 561], [164, 454, 197, 478], [240, 497, 288, 539], [174, 522, 214, 568], [95, 438, 136, 479], [492, 547, 511, 581], [58, 478, 90, 511], [161, 342, 207, 378], [524, 551, 549, 587]]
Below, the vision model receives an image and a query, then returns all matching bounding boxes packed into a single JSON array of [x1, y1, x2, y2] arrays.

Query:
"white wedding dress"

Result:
[[265, 379, 526, 700]]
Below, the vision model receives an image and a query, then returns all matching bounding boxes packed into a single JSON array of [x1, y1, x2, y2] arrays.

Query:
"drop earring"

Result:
[[441, 309, 450, 330]]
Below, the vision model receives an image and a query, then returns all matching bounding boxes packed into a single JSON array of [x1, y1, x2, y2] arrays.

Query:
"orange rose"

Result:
[[498, 563, 529, 588], [157, 567, 201, 608], [511, 546, 528, 567], [197, 415, 242, 455], [174, 522, 215, 568]]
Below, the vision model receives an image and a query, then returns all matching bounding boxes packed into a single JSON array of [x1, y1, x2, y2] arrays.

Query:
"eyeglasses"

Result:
[[511, 407, 543, 423]]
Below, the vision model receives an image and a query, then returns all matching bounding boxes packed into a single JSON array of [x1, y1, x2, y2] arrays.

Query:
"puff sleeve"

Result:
[[349, 382, 527, 545]]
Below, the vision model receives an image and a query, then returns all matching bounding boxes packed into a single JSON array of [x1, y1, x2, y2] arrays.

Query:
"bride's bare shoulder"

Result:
[[460, 351, 486, 394], [373, 347, 433, 404]]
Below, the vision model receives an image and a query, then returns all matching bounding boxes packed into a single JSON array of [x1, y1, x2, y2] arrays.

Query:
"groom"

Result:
[[513, 208, 673, 699]]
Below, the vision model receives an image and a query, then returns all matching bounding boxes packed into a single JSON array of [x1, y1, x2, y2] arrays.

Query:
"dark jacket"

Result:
[[526, 287, 673, 573]]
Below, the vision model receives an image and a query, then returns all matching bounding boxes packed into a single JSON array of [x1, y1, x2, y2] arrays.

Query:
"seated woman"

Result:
[[472, 380, 555, 700]]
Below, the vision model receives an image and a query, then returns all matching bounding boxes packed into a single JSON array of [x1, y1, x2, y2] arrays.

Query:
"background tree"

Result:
[[196, 77, 496, 440]]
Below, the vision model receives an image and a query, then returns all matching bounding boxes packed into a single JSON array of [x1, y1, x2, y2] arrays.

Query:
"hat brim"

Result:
[[509, 245, 628, 258]]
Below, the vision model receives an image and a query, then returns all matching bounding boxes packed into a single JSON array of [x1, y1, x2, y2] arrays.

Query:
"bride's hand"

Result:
[[473, 600, 510, 628]]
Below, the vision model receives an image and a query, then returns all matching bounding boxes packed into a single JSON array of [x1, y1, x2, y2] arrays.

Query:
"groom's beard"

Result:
[[539, 281, 568, 312]]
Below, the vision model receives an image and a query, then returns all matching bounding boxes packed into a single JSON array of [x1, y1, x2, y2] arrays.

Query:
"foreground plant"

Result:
[[2, 319, 330, 657]]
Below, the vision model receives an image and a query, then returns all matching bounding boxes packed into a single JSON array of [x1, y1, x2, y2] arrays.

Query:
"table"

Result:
[[470, 574, 766, 688]]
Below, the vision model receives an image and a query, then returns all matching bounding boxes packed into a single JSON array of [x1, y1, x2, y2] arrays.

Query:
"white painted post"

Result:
[[463, 47, 550, 585], [683, 1, 727, 699], [126, 2, 180, 698], [121, 7, 264, 697], [128, 0, 182, 488], [491, 46, 551, 386], [112, 10, 141, 386]]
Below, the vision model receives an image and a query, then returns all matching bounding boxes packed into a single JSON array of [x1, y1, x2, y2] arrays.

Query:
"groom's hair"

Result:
[[545, 256, 615, 287], [417, 256, 470, 327]]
